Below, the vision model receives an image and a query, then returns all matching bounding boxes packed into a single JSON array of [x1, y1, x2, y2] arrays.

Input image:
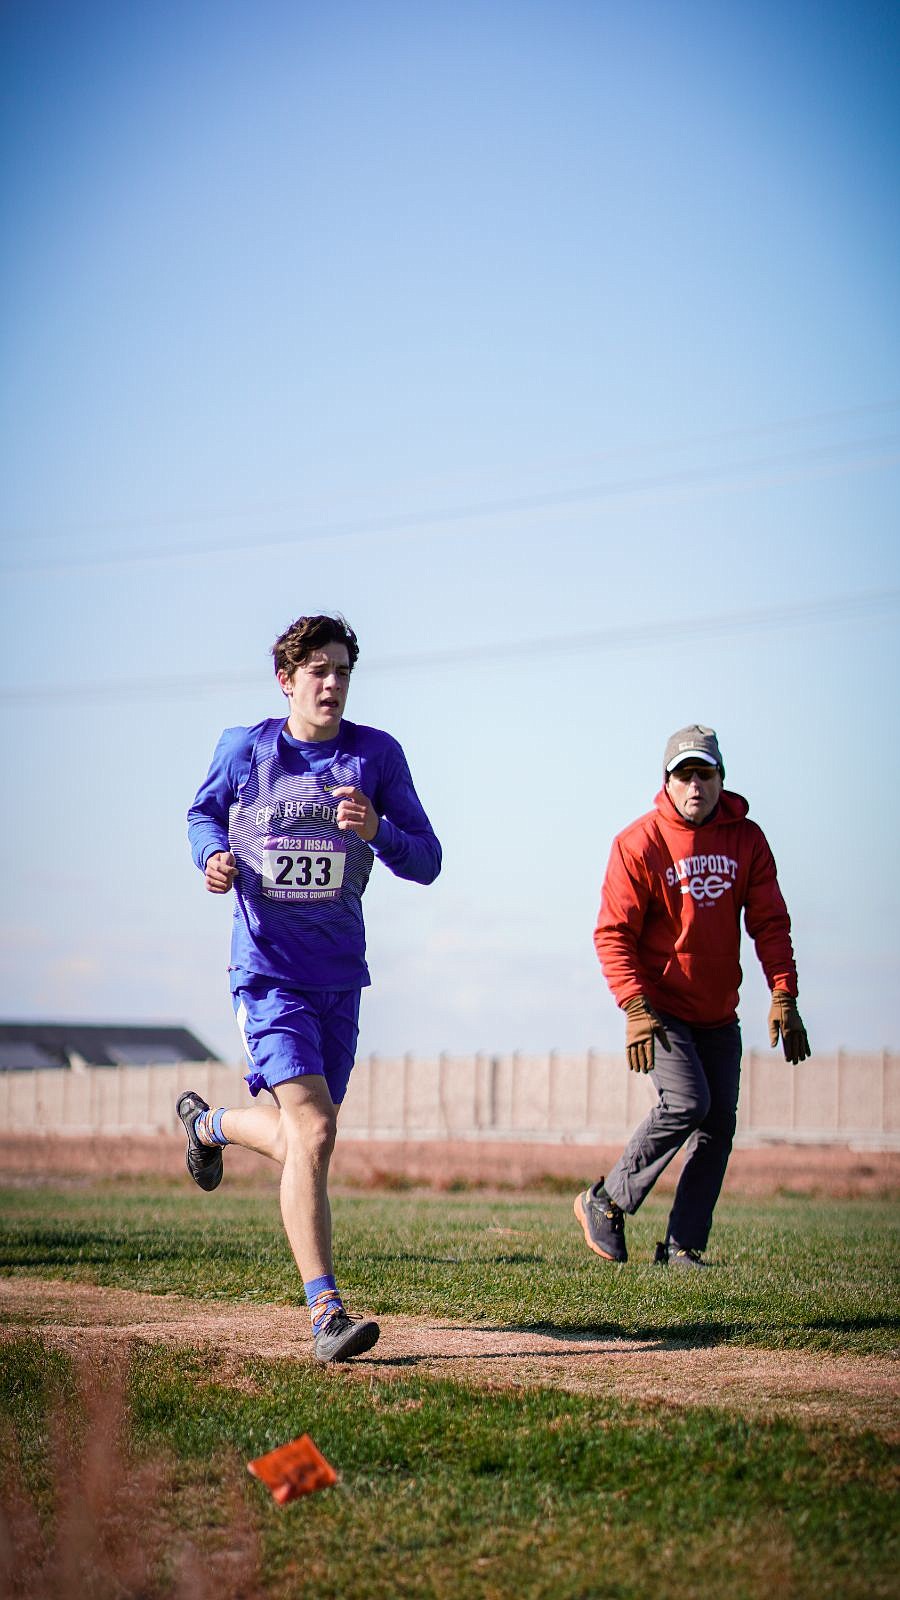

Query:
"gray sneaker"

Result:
[[314, 1310, 380, 1364], [176, 1091, 223, 1192], [573, 1181, 628, 1262], [655, 1239, 708, 1269]]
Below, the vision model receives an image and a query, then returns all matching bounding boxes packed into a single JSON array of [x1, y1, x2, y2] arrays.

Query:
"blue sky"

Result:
[[1, 0, 898, 1062]]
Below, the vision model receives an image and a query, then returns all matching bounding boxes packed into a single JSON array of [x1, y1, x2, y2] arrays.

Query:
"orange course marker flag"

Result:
[[247, 1434, 339, 1504]]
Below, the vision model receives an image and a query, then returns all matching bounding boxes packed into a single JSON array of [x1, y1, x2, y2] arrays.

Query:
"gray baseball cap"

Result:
[[664, 724, 724, 775]]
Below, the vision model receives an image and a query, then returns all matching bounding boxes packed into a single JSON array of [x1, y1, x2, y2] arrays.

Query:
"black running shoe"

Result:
[[176, 1090, 223, 1192], [313, 1310, 380, 1364], [573, 1180, 628, 1262], [663, 1240, 708, 1269]]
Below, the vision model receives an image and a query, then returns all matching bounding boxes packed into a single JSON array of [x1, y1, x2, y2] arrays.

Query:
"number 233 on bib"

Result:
[[261, 834, 347, 901]]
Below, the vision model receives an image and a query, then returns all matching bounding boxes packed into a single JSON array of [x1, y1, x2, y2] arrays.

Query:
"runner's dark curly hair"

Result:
[[271, 614, 359, 679]]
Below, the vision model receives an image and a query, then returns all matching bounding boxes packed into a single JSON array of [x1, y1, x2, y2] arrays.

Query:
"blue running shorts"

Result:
[[230, 976, 361, 1105]]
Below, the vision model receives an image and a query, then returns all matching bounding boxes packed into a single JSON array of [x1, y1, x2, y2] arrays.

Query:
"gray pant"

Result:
[[604, 1015, 742, 1251]]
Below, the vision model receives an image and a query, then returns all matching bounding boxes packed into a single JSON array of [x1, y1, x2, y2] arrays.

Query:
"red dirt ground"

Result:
[[1, 1133, 898, 1193]]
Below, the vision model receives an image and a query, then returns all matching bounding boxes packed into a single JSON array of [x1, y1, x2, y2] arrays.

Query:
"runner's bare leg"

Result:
[[221, 1076, 336, 1280]]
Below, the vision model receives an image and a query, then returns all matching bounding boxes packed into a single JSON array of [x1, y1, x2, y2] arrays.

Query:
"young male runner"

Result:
[[182, 614, 441, 1361], [575, 724, 810, 1268]]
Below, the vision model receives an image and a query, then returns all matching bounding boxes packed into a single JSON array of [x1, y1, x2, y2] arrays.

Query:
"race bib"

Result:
[[261, 833, 346, 901]]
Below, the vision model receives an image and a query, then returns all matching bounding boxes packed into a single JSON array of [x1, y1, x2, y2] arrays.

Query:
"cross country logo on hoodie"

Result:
[[665, 853, 739, 906]]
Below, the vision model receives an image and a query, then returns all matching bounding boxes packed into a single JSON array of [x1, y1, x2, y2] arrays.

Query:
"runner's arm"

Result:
[[187, 727, 255, 871], [370, 744, 442, 884]]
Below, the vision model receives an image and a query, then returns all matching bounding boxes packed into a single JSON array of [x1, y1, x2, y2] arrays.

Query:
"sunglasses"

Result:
[[669, 764, 720, 782]]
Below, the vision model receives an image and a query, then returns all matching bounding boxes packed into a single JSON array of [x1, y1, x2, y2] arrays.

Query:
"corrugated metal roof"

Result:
[[0, 1022, 219, 1071]]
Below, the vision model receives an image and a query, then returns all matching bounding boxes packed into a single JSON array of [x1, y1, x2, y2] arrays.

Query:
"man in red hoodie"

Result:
[[574, 724, 810, 1268]]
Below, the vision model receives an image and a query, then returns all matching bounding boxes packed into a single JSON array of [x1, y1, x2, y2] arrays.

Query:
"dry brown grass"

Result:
[[0, 1357, 264, 1600], [1, 1133, 897, 1196]]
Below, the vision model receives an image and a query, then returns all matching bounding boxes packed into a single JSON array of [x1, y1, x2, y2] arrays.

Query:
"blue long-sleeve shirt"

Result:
[[188, 716, 441, 990]]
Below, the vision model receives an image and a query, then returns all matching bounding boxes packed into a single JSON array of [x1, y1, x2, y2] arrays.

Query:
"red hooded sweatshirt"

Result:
[[594, 786, 797, 1027]]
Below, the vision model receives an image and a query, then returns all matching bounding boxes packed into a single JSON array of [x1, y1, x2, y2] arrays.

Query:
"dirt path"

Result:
[[2, 1276, 897, 1438]]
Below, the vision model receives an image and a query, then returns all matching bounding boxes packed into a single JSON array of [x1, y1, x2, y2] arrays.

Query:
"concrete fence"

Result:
[[0, 1049, 897, 1148]]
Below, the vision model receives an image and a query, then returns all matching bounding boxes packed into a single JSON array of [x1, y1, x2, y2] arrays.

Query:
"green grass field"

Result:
[[1, 1179, 898, 1599]]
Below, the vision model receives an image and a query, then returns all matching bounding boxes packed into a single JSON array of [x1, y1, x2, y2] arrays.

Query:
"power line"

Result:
[[2, 431, 899, 577], [1, 588, 896, 709], [5, 397, 899, 547]]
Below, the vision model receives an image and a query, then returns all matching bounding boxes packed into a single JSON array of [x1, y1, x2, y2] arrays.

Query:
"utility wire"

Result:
[[5, 397, 899, 547], [2, 431, 898, 577], [1, 588, 897, 709]]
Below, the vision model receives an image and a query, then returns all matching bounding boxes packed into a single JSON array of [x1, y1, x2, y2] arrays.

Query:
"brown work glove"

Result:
[[623, 995, 671, 1074], [767, 991, 811, 1064]]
